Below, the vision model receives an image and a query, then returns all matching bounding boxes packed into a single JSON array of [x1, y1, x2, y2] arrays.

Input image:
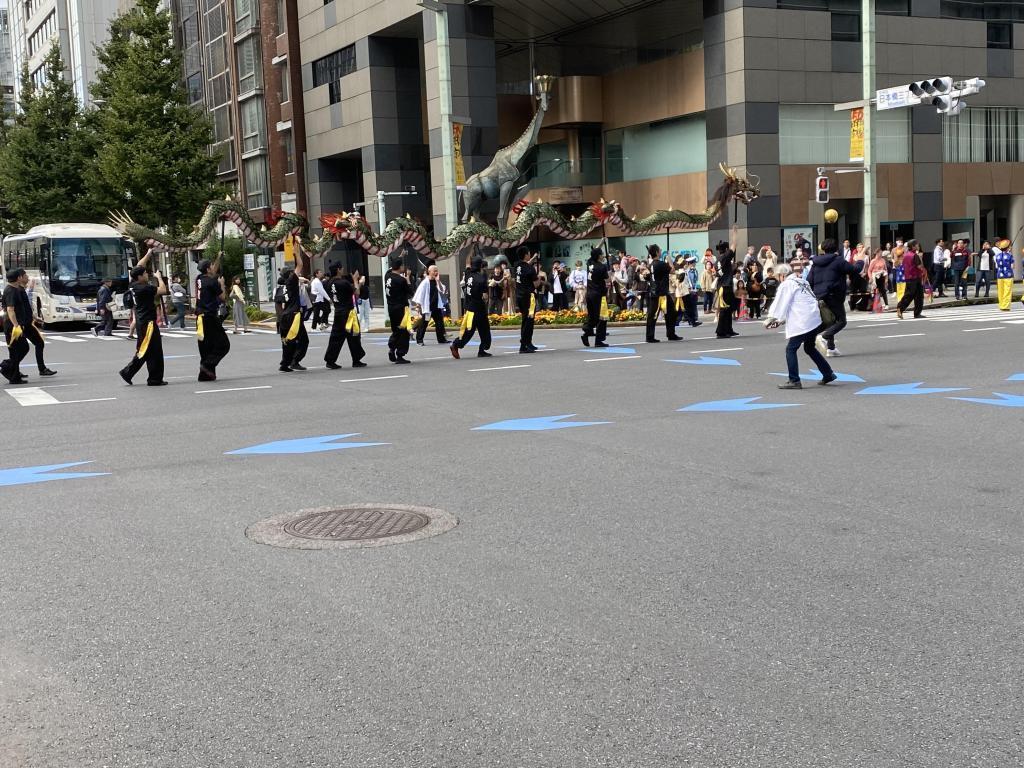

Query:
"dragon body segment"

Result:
[[110, 165, 758, 261]]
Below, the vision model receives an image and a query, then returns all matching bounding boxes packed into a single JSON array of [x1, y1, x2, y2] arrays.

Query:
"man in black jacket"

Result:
[[645, 244, 681, 343], [714, 224, 739, 339], [384, 256, 413, 364], [808, 238, 863, 357], [450, 256, 492, 359]]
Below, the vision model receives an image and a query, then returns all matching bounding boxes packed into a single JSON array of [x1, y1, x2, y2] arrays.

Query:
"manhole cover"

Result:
[[246, 504, 457, 550]]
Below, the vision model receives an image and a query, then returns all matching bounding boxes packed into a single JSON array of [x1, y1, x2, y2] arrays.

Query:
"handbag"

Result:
[[817, 299, 836, 326]]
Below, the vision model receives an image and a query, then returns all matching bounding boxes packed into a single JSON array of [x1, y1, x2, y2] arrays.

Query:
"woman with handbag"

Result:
[[230, 277, 250, 334]]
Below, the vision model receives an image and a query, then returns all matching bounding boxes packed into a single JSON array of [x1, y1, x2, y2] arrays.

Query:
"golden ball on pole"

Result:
[[824, 208, 839, 224]]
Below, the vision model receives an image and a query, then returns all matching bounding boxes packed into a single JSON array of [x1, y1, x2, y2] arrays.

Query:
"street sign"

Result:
[[875, 85, 916, 111], [243, 253, 255, 270]]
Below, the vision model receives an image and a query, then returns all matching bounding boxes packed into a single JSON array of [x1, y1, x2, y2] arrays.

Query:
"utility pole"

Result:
[[862, 0, 876, 250]]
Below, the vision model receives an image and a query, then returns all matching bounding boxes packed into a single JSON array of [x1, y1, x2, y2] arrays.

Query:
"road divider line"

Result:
[[879, 333, 925, 339], [195, 385, 273, 394], [340, 374, 409, 383], [584, 355, 641, 362], [468, 364, 531, 372], [963, 327, 1004, 332]]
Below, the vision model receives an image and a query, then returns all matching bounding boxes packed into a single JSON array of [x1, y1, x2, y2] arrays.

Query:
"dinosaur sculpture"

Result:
[[111, 164, 759, 262], [460, 74, 556, 229]]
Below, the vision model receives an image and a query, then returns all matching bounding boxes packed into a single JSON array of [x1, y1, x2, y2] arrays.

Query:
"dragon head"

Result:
[[719, 162, 760, 205], [319, 211, 370, 238]]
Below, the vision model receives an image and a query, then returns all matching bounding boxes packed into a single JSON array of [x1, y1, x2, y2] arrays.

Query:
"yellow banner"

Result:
[[849, 107, 864, 162], [283, 234, 295, 264], [453, 122, 467, 187]]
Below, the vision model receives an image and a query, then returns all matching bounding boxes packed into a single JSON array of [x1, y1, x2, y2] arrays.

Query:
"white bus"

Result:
[[0, 223, 137, 325]]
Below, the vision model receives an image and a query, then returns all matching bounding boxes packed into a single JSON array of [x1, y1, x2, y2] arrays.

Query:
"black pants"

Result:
[[820, 294, 847, 350], [897, 278, 924, 317], [875, 276, 888, 306], [552, 292, 568, 311], [582, 291, 607, 343], [517, 295, 535, 349], [975, 269, 991, 297], [120, 320, 164, 383], [387, 306, 411, 359], [312, 301, 330, 326], [17, 324, 48, 372], [1, 322, 30, 379], [325, 309, 366, 365], [454, 307, 491, 352], [279, 310, 309, 367], [683, 293, 699, 325], [748, 296, 763, 318], [198, 312, 230, 373], [715, 287, 735, 336], [416, 309, 448, 344], [645, 295, 676, 340], [932, 266, 946, 295]]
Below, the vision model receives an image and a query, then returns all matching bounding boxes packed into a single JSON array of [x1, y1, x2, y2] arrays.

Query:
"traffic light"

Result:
[[815, 175, 830, 204], [909, 77, 952, 99]]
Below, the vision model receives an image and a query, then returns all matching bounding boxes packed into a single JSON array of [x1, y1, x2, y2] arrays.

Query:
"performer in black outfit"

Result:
[[384, 256, 413, 364], [645, 244, 681, 343], [119, 250, 169, 386], [581, 246, 610, 347], [195, 256, 229, 381], [323, 263, 367, 369], [450, 256, 492, 359], [1, 268, 57, 383], [715, 224, 740, 339], [277, 266, 309, 372], [515, 246, 540, 353]]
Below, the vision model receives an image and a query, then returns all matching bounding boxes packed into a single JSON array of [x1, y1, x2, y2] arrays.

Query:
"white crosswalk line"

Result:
[[44, 335, 87, 343]]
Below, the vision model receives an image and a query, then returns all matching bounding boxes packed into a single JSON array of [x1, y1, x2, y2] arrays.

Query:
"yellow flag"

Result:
[[346, 312, 361, 334], [400, 306, 413, 331], [658, 296, 667, 316], [196, 314, 205, 341], [285, 312, 301, 341], [599, 297, 610, 320], [136, 321, 154, 358], [10, 325, 23, 343]]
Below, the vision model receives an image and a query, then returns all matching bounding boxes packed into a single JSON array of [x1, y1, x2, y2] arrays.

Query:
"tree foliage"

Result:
[[0, 46, 93, 228], [89, 0, 222, 231]]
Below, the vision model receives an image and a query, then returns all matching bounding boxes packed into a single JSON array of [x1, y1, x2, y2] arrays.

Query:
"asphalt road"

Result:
[[1, 304, 1022, 768]]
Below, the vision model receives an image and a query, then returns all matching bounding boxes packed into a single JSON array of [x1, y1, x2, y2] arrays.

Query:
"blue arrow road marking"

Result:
[[950, 392, 1024, 408], [769, 368, 865, 383], [0, 461, 110, 487], [678, 397, 802, 413], [576, 346, 636, 355], [227, 434, 388, 455], [666, 356, 741, 366], [472, 414, 611, 432], [856, 382, 968, 396], [1008, 373, 1024, 381]]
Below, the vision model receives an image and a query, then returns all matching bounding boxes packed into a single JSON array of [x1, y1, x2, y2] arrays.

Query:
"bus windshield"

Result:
[[48, 238, 130, 290]]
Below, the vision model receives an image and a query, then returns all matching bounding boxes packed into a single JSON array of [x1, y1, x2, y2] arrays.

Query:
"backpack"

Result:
[[122, 288, 135, 309]]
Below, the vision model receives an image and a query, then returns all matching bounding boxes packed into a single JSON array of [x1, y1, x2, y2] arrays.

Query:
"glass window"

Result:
[[604, 115, 707, 183], [279, 64, 289, 104], [186, 73, 203, 105], [240, 97, 267, 153], [281, 131, 294, 174], [831, 12, 861, 41], [277, 0, 286, 31], [987, 21, 1012, 48], [779, 104, 910, 164], [236, 36, 263, 95], [243, 156, 269, 208], [943, 106, 1024, 162], [234, 0, 258, 34], [312, 45, 356, 89]]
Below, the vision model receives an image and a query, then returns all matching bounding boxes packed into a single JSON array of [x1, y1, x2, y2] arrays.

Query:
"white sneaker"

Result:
[[815, 336, 828, 355], [826, 348, 841, 357]]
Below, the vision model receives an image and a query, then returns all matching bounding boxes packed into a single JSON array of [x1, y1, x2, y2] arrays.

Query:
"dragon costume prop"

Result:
[[109, 164, 759, 261]]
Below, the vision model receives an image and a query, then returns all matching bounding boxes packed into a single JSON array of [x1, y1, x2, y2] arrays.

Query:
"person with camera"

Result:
[[581, 246, 610, 347], [195, 255, 229, 382], [118, 250, 169, 386], [514, 246, 541, 353], [450, 256, 492, 359], [714, 224, 739, 339]]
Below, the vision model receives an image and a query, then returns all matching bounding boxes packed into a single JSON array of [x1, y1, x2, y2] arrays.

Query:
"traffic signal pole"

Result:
[[862, 0, 876, 251]]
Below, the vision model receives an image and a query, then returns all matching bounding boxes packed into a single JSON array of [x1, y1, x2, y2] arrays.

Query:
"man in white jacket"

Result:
[[764, 260, 837, 389]]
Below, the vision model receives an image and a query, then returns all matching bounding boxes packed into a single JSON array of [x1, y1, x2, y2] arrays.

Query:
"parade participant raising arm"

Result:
[[514, 246, 541, 353], [277, 255, 309, 372], [714, 224, 739, 339], [580, 246, 611, 347], [118, 249, 169, 386], [195, 254, 229, 382]]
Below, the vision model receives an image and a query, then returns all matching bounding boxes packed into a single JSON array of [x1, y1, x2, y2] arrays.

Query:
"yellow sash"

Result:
[[998, 278, 1013, 310], [285, 312, 301, 341], [675, 297, 684, 312], [461, 311, 475, 333], [136, 321, 154, 359], [10, 325, 23, 343], [599, 297, 609, 320], [346, 312, 360, 334], [895, 282, 906, 303], [529, 294, 536, 317], [196, 314, 205, 341], [400, 307, 413, 332], [658, 296, 667, 315]]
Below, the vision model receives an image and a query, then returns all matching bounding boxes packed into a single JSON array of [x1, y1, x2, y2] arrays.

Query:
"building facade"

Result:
[[0, 1, 16, 117], [293, 0, 1024, 299], [8, 0, 122, 107]]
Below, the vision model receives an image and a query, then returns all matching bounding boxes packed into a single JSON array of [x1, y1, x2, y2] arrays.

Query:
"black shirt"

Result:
[[466, 271, 488, 313], [586, 260, 609, 294], [130, 282, 158, 326], [278, 272, 300, 314], [428, 279, 439, 312], [717, 251, 735, 291], [2, 284, 32, 326], [196, 275, 223, 314], [651, 260, 671, 296], [515, 262, 537, 300], [384, 270, 411, 309], [328, 276, 355, 311]]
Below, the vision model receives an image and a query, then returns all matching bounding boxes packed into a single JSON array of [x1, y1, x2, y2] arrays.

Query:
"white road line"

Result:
[[195, 385, 273, 394], [1002, 319, 1024, 324], [962, 327, 1005, 332], [856, 322, 898, 328], [340, 374, 409, 383], [468, 364, 531, 372], [161, 332, 192, 338], [5, 388, 116, 407], [45, 335, 87, 343], [610, 341, 646, 347], [879, 333, 925, 339], [584, 355, 641, 362], [691, 347, 743, 353]]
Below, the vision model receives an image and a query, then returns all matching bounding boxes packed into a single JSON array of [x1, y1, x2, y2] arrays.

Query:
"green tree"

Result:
[[89, 0, 221, 232], [0, 48, 93, 228], [203, 235, 254, 284]]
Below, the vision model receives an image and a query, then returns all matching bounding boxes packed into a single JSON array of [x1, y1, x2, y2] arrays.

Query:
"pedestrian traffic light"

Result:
[[815, 175, 830, 204]]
